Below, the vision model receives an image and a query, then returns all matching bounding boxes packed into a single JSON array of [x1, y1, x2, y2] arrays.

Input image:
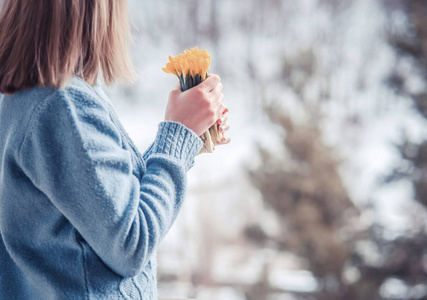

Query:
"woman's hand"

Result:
[[215, 108, 231, 145], [164, 74, 226, 136]]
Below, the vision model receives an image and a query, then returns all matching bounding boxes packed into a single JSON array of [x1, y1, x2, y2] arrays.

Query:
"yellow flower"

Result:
[[162, 47, 211, 88]]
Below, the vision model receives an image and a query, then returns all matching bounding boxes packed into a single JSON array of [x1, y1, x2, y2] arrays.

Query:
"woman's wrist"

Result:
[[152, 121, 203, 170]]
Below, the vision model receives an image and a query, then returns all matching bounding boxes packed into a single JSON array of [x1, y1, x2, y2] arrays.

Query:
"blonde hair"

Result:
[[0, 0, 136, 94]]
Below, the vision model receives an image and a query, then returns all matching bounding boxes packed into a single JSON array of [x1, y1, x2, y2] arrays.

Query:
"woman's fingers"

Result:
[[204, 75, 230, 147], [210, 81, 223, 97], [211, 95, 225, 123], [217, 113, 228, 125], [209, 80, 223, 110], [218, 121, 230, 133], [201, 74, 220, 92], [215, 116, 230, 146], [215, 135, 231, 146], [222, 136, 231, 144], [205, 74, 225, 123]]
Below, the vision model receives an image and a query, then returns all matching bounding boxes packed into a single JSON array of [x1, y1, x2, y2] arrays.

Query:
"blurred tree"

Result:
[[377, 0, 427, 296], [247, 44, 360, 299], [248, 107, 358, 300], [246, 1, 427, 299], [386, 0, 427, 208]]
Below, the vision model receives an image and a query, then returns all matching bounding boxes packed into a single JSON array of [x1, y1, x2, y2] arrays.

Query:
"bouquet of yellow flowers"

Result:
[[163, 47, 222, 153]]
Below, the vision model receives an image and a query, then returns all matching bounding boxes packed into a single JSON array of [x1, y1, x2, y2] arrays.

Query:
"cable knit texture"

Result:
[[0, 77, 202, 299]]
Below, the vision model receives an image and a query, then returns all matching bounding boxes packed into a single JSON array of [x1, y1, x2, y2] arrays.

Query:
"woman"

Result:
[[0, 0, 229, 299]]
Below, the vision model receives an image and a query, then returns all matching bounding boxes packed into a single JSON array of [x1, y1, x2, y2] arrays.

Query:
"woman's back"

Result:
[[0, 85, 59, 299]]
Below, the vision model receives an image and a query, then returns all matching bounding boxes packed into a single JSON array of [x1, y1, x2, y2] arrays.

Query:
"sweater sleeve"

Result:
[[18, 88, 202, 278]]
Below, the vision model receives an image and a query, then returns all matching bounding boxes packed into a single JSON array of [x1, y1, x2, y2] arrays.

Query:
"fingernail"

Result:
[[218, 116, 226, 124], [223, 136, 231, 143], [220, 125, 227, 132]]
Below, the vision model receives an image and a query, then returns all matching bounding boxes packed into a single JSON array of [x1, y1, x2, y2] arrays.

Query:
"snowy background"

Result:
[[102, 0, 427, 299]]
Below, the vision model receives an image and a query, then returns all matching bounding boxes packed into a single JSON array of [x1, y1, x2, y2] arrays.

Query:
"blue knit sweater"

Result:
[[0, 77, 202, 299]]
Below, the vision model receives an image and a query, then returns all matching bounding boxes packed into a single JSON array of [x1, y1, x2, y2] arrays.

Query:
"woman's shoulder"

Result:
[[3, 77, 106, 115], [66, 76, 104, 102], [59, 77, 108, 111], [26, 77, 111, 123], [11, 77, 117, 145], [0, 77, 117, 165]]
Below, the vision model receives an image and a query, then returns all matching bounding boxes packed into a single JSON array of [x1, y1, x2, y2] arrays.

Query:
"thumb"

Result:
[[173, 82, 182, 91], [169, 82, 182, 99]]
